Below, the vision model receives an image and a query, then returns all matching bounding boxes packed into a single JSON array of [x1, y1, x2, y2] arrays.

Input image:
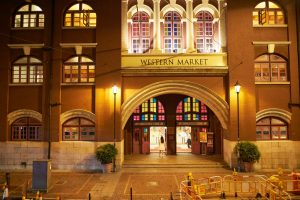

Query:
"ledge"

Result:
[[253, 24, 288, 28], [61, 83, 95, 86], [255, 81, 290, 85], [9, 83, 43, 86]]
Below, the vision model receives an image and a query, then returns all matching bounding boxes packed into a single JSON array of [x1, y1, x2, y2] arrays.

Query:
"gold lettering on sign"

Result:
[[140, 58, 208, 66]]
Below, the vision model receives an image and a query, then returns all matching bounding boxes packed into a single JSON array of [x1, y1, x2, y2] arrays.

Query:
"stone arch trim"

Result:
[[60, 109, 96, 124], [194, 4, 220, 18], [256, 108, 292, 123], [121, 80, 229, 130], [8, 109, 42, 125], [128, 5, 153, 19], [161, 4, 186, 18]]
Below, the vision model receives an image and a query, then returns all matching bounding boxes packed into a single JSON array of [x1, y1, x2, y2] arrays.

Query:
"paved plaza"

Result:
[[0, 154, 296, 200]]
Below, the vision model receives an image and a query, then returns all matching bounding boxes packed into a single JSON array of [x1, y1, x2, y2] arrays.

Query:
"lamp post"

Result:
[[234, 81, 241, 172], [112, 85, 118, 172]]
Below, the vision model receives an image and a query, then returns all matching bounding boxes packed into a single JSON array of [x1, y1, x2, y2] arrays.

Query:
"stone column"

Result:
[[218, 0, 226, 52], [185, 0, 195, 53], [121, 0, 128, 53], [153, 0, 161, 53]]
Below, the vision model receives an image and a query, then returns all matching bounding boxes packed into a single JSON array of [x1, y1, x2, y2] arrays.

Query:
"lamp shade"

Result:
[[112, 85, 118, 94], [234, 81, 241, 93]]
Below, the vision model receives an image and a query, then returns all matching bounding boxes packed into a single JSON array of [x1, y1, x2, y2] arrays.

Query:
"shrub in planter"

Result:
[[234, 141, 261, 172], [95, 144, 118, 172]]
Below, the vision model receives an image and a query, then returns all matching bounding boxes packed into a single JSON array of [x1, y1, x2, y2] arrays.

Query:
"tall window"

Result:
[[195, 11, 214, 53], [12, 56, 43, 84], [253, 1, 285, 25], [254, 54, 287, 82], [164, 11, 182, 53], [14, 4, 44, 28], [12, 117, 42, 141], [64, 3, 96, 27], [133, 98, 165, 121], [131, 12, 150, 53], [176, 97, 208, 121], [63, 117, 95, 141], [63, 56, 95, 83], [256, 117, 287, 140]]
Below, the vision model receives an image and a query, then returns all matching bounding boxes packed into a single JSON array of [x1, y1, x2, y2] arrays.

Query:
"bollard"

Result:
[[130, 187, 133, 200], [170, 192, 173, 200], [88, 193, 91, 200]]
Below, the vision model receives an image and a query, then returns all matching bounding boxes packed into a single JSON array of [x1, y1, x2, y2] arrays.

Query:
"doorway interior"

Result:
[[176, 126, 192, 153], [150, 126, 167, 152]]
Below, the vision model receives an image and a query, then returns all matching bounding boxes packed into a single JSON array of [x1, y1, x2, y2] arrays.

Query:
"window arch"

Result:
[[195, 11, 214, 53], [253, 1, 285, 25], [64, 2, 96, 27], [12, 56, 43, 84], [63, 56, 95, 83], [254, 54, 287, 82], [164, 11, 182, 53], [133, 98, 165, 122], [256, 117, 288, 140], [11, 117, 42, 141], [63, 117, 95, 141], [131, 11, 150, 53], [176, 97, 208, 122], [13, 4, 44, 28]]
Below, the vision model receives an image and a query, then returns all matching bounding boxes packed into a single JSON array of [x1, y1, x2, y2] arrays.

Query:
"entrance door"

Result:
[[191, 127, 201, 154], [150, 127, 167, 152], [133, 128, 140, 154], [176, 126, 192, 152], [141, 127, 150, 154]]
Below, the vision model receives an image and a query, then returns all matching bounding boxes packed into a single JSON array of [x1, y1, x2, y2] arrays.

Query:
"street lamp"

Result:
[[112, 85, 118, 172], [234, 81, 241, 172]]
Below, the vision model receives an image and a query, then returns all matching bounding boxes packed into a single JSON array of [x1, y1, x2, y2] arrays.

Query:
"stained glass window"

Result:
[[176, 97, 208, 121], [63, 117, 95, 141], [195, 11, 214, 53], [131, 11, 150, 53], [133, 98, 165, 122]]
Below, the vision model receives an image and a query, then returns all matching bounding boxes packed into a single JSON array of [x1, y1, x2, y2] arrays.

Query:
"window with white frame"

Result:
[[164, 11, 182, 53], [63, 56, 95, 83], [12, 56, 43, 84], [12, 117, 42, 141], [13, 4, 44, 28], [131, 11, 150, 53], [253, 1, 285, 25], [63, 117, 95, 141], [256, 117, 288, 140], [254, 54, 287, 82], [195, 11, 214, 53], [64, 3, 96, 27]]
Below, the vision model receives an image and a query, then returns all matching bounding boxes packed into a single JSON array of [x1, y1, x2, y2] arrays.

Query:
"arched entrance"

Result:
[[122, 80, 229, 156]]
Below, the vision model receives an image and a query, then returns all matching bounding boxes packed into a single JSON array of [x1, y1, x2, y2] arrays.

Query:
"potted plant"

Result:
[[234, 141, 261, 172], [95, 144, 118, 173]]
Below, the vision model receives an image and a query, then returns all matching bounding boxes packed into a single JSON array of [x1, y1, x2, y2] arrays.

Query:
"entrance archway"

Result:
[[121, 80, 229, 130]]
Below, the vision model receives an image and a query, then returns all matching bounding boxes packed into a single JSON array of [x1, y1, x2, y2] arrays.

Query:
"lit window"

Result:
[[133, 98, 165, 122], [64, 3, 96, 27], [63, 117, 95, 141], [176, 97, 208, 122], [131, 12, 150, 53], [164, 11, 182, 53], [256, 117, 287, 140], [12, 117, 42, 141], [13, 4, 44, 28], [195, 11, 214, 53], [12, 56, 43, 84], [63, 56, 95, 83], [253, 1, 285, 25], [254, 54, 287, 82]]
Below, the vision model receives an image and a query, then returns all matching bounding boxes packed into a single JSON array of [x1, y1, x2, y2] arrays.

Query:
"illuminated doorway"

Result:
[[150, 127, 167, 152], [176, 126, 191, 152]]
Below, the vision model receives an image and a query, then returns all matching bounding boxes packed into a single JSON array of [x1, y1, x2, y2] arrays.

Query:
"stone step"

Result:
[[122, 163, 226, 168]]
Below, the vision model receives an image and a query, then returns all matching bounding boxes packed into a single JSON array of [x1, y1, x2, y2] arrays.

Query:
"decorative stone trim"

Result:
[[194, 3, 220, 18], [127, 3, 153, 18], [121, 80, 229, 130], [256, 108, 292, 123], [161, 3, 186, 17], [60, 109, 96, 124], [7, 109, 42, 125]]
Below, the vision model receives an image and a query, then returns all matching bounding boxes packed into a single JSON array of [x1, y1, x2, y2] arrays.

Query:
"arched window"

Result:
[[195, 11, 214, 53], [254, 54, 287, 82], [63, 56, 95, 83], [164, 11, 182, 53], [253, 1, 285, 25], [176, 97, 208, 122], [13, 4, 44, 28], [11, 117, 42, 141], [256, 117, 287, 140], [63, 117, 95, 141], [64, 3, 96, 27], [133, 98, 165, 121], [12, 56, 43, 84], [131, 11, 150, 53]]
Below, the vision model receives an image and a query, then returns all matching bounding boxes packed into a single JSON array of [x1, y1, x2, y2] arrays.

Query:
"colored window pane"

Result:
[[64, 3, 96, 27], [256, 117, 287, 140], [63, 117, 95, 141], [253, 1, 285, 25], [164, 11, 182, 53]]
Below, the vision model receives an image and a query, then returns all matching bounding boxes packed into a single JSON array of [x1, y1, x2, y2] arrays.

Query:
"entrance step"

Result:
[[122, 163, 226, 168]]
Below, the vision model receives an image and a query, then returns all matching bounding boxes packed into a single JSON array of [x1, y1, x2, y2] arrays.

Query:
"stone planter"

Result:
[[101, 163, 113, 173]]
